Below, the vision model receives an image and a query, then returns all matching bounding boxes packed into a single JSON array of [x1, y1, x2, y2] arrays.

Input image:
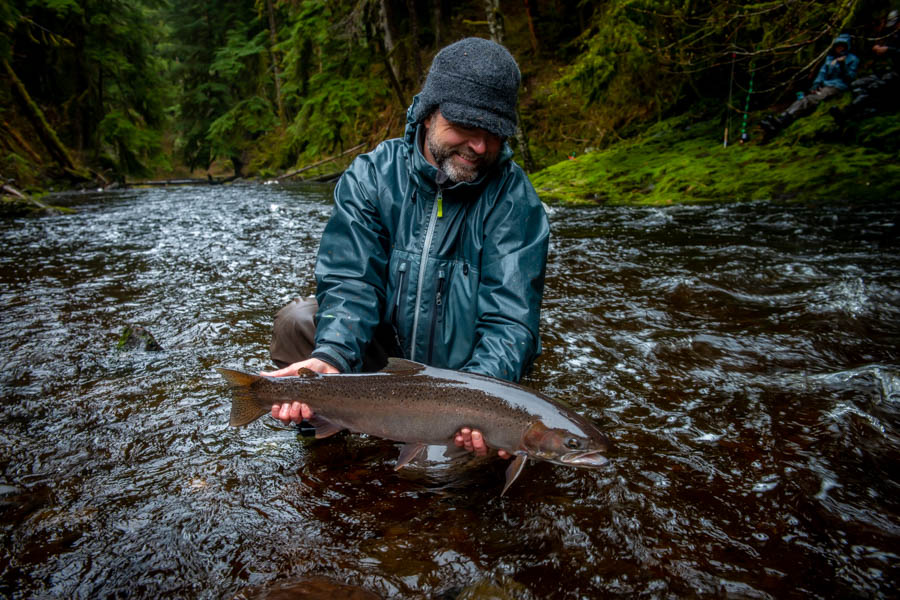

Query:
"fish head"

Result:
[[520, 421, 611, 468]]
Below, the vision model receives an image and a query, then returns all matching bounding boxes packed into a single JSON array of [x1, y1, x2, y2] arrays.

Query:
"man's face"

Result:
[[834, 43, 847, 54], [423, 110, 503, 183]]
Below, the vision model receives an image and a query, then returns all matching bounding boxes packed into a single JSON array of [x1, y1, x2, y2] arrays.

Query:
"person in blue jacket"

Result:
[[761, 33, 859, 136], [265, 37, 550, 458]]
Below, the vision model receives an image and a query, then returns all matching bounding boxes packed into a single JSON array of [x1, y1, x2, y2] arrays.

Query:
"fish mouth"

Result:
[[560, 451, 608, 467]]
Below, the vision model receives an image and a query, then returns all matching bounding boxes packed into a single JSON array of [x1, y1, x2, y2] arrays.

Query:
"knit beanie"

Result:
[[411, 37, 521, 138]]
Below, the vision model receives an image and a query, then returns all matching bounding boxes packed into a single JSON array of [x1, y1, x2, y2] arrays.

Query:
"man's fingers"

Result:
[[471, 430, 487, 456], [299, 403, 313, 420], [261, 365, 295, 377], [270, 402, 312, 424]]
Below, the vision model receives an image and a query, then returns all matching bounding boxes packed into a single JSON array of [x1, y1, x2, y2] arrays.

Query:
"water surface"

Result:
[[1, 185, 898, 598]]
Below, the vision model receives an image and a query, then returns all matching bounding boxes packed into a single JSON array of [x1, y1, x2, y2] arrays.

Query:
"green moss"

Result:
[[531, 106, 900, 205]]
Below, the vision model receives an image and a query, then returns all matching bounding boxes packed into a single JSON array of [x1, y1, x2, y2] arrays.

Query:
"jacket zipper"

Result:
[[426, 268, 446, 365], [409, 187, 441, 362]]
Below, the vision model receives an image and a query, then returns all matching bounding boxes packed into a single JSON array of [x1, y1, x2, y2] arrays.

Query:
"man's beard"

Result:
[[425, 128, 499, 183]]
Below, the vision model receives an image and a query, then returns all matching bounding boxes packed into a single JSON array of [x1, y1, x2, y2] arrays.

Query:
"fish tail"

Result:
[[217, 368, 271, 427]]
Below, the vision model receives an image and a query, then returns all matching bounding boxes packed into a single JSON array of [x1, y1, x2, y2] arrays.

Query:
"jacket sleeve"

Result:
[[310, 155, 390, 373], [462, 170, 550, 382]]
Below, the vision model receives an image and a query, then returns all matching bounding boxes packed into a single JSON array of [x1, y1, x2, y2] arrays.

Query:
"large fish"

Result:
[[218, 358, 611, 494]]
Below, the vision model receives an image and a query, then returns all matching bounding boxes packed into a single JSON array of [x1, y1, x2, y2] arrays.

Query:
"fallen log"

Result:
[[276, 143, 366, 181], [3, 60, 90, 180], [1, 183, 27, 199]]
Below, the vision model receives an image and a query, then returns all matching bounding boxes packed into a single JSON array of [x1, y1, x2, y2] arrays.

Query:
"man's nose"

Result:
[[467, 134, 487, 155]]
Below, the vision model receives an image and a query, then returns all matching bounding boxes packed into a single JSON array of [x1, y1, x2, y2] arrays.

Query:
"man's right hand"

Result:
[[261, 358, 338, 425]]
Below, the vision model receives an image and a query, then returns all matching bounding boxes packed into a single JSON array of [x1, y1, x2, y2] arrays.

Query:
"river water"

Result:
[[1, 184, 898, 599]]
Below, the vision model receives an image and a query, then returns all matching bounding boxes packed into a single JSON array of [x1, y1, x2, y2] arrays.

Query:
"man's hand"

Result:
[[454, 427, 512, 459], [262, 358, 338, 425]]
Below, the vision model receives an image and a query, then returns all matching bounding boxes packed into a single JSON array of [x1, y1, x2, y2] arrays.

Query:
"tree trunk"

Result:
[[265, 0, 286, 125], [522, 0, 540, 53], [3, 59, 88, 178], [2, 121, 43, 163], [432, 0, 445, 48], [376, 0, 407, 110], [484, 0, 504, 45], [405, 0, 423, 86], [482, 2, 535, 172]]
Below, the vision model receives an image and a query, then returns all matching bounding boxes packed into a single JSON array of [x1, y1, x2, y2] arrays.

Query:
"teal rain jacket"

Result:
[[812, 34, 859, 91], [310, 96, 550, 382]]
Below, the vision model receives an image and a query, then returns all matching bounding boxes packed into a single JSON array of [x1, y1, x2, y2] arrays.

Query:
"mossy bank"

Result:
[[530, 104, 900, 206]]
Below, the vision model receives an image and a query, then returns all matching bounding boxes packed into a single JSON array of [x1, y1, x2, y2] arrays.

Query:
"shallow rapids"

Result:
[[1, 185, 897, 598]]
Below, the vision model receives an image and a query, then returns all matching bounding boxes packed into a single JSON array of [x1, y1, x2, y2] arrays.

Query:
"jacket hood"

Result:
[[832, 33, 852, 52]]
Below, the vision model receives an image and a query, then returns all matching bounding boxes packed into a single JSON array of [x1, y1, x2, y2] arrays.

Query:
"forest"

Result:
[[1, 0, 899, 204]]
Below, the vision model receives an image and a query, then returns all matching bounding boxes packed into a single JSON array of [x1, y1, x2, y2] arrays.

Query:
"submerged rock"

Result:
[[117, 325, 163, 352]]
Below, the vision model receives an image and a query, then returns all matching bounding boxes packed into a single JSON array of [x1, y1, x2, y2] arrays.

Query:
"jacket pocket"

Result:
[[390, 259, 410, 354], [426, 267, 447, 364]]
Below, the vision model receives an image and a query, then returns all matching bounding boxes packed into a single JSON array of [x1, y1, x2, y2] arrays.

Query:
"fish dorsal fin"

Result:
[[296, 367, 319, 378], [381, 358, 426, 374]]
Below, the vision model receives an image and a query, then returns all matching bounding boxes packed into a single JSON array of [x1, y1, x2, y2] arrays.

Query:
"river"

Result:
[[1, 184, 898, 599]]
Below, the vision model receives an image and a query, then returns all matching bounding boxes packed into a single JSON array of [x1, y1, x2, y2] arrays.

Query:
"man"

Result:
[[265, 38, 550, 458], [761, 33, 859, 136]]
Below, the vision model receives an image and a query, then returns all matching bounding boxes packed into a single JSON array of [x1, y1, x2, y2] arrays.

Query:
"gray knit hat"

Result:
[[412, 37, 521, 138]]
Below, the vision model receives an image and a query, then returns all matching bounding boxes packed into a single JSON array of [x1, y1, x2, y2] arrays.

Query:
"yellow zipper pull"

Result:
[[437, 190, 443, 218]]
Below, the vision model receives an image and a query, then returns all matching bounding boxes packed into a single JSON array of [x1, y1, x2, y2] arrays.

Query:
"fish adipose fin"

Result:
[[218, 368, 271, 427], [395, 442, 427, 469], [381, 358, 426, 374], [308, 415, 344, 439], [501, 454, 528, 496]]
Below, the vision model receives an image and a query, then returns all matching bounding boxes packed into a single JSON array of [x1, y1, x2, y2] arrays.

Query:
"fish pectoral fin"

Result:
[[395, 442, 427, 470], [501, 454, 528, 496], [308, 415, 344, 439], [442, 444, 470, 459]]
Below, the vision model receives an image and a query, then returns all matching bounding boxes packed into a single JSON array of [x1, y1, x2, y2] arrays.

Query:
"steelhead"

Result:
[[218, 358, 611, 494]]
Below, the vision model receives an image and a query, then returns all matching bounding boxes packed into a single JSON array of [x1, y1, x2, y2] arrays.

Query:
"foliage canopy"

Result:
[[0, 0, 896, 185]]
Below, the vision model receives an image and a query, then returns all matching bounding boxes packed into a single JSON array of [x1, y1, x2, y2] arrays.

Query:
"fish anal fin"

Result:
[[308, 415, 343, 438], [381, 358, 426, 374], [501, 454, 528, 496], [395, 442, 427, 470]]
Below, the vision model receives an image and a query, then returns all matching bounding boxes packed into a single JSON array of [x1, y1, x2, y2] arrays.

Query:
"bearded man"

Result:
[[266, 37, 550, 457]]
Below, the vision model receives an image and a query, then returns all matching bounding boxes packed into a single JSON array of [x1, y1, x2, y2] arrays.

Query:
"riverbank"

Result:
[[4, 105, 898, 212], [530, 104, 900, 205]]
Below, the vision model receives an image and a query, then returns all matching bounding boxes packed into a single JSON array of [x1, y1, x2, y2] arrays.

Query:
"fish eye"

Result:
[[565, 437, 582, 450]]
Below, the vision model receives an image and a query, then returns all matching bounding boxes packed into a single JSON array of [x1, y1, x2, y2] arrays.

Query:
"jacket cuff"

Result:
[[310, 347, 350, 374]]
